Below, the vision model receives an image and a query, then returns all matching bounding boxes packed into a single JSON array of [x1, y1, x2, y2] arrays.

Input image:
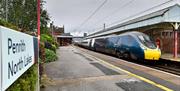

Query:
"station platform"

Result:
[[41, 46, 180, 91], [161, 53, 180, 62]]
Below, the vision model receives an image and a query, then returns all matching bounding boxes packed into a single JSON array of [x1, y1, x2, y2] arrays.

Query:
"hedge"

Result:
[[0, 19, 18, 30], [45, 48, 58, 63], [7, 65, 38, 91]]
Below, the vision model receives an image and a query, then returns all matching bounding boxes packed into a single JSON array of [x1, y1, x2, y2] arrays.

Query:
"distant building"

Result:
[[52, 26, 64, 36], [56, 33, 73, 46], [56, 33, 84, 46], [51, 25, 84, 46]]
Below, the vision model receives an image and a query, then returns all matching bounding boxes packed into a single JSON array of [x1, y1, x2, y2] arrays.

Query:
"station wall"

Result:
[[144, 30, 180, 54]]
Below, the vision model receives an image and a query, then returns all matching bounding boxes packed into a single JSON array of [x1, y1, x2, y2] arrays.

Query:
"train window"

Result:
[[127, 36, 136, 46], [121, 36, 129, 46], [108, 37, 118, 44], [138, 35, 144, 41], [137, 34, 157, 49], [117, 38, 121, 45], [96, 38, 106, 47]]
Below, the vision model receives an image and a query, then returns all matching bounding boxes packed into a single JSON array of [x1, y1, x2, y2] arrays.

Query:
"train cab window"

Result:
[[137, 34, 157, 49]]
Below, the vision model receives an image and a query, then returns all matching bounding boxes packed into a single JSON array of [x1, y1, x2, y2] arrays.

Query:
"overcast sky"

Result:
[[44, 0, 169, 36]]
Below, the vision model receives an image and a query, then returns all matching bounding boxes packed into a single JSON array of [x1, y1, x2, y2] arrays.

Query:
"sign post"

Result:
[[0, 26, 37, 91]]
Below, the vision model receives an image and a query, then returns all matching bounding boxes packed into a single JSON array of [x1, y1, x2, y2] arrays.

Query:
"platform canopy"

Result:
[[87, 0, 180, 38]]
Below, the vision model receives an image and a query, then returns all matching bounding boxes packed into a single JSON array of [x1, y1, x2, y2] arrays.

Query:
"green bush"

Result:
[[51, 44, 57, 53], [40, 34, 53, 43], [45, 48, 57, 63], [0, 19, 18, 30], [41, 34, 58, 52], [54, 41, 59, 48], [7, 65, 38, 91]]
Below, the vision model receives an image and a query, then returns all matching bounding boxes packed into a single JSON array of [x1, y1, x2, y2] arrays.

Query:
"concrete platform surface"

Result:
[[161, 53, 180, 62], [41, 46, 178, 91]]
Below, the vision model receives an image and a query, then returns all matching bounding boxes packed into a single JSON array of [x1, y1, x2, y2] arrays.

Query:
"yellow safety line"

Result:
[[84, 53, 173, 91]]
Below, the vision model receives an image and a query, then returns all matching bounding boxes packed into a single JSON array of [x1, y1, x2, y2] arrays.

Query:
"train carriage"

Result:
[[92, 31, 161, 60]]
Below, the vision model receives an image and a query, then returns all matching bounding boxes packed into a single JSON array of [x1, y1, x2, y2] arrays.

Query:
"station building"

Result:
[[51, 26, 85, 46], [56, 33, 73, 46]]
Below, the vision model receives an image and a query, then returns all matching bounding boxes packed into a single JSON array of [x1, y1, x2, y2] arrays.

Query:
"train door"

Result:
[[94, 38, 106, 52], [105, 37, 112, 53], [102, 38, 107, 53]]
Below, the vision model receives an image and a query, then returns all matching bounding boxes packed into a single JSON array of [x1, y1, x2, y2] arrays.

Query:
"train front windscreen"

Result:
[[137, 34, 157, 49]]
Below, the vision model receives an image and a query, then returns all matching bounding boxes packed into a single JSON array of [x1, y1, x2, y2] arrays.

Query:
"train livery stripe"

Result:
[[84, 53, 173, 91]]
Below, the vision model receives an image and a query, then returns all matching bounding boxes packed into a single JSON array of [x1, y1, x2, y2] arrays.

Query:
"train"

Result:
[[77, 31, 161, 61]]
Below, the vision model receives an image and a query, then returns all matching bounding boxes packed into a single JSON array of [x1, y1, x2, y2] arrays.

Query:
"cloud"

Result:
[[44, 0, 169, 36]]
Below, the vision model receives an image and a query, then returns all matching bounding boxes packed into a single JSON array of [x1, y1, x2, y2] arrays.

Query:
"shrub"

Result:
[[41, 34, 58, 52], [45, 48, 57, 63], [51, 44, 57, 53], [0, 19, 18, 30], [40, 34, 53, 43], [44, 42, 52, 49], [54, 41, 59, 48], [7, 65, 38, 91]]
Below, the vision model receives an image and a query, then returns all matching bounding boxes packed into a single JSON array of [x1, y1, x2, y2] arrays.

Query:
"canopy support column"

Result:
[[171, 22, 180, 58]]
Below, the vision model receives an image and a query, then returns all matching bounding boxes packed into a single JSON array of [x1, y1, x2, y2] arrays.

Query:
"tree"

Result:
[[0, 0, 50, 33], [7, 0, 37, 31]]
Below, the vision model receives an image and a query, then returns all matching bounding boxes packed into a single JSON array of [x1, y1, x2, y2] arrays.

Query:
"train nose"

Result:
[[144, 48, 161, 60]]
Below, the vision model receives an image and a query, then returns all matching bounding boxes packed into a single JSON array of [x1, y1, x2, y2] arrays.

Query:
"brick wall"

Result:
[[144, 30, 180, 54]]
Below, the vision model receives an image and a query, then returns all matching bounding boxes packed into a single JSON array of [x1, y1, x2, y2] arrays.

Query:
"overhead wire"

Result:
[[91, 0, 135, 31], [73, 0, 108, 33]]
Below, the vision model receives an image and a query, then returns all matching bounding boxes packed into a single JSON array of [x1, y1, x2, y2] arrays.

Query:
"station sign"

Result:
[[0, 26, 38, 91]]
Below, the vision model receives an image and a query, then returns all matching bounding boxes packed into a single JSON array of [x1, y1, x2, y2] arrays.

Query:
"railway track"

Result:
[[150, 59, 180, 76], [115, 57, 180, 76], [76, 46, 180, 76], [153, 65, 180, 76]]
